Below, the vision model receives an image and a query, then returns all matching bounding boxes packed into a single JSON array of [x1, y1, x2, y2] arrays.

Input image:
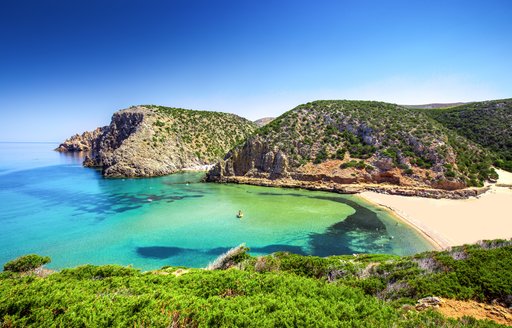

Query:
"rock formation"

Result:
[[55, 127, 106, 152], [59, 105, 257, 177]]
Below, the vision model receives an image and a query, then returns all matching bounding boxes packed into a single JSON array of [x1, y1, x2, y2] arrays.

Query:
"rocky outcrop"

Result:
[[214, 136, 290, 180], [207, 100, 497, 198], [83, 107, 162, 177], [55, 127, 106, 152], [206, 174, 489, 199], [60, 105, 257, 178], [416, 296, 443, 310]]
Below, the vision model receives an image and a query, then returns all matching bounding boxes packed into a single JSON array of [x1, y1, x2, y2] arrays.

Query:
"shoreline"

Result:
[[356, 194, 448, 250], [358, 169, 512, 249], [211, 175, 489, 199]]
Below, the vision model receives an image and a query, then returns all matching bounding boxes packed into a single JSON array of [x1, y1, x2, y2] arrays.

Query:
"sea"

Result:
[[0, 142, 433, 270]]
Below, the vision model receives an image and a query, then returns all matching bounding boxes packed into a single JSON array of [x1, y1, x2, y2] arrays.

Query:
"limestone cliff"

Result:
[[61, 105, 257, 177], [207, 100, 497, 191]]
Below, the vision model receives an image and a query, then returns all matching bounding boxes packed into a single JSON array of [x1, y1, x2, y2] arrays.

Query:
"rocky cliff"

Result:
[[60, 105, 257, 177], [207, 100, 497, 192], [55, 127, 107, 152]]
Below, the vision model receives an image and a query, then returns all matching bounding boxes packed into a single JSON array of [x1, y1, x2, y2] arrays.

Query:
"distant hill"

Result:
[[208, 100, 497, 190], [254, 117, 275, 127], [424, 99, 512, 171], [403, 102, 466, 109], [58, 106, 257, 177]]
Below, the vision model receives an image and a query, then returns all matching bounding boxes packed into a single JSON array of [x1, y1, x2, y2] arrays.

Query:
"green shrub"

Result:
[[3, 254, 51, 272], [0, 242, 510, 326], [335, 148, 346, 160], [313, 148, 328, 164]]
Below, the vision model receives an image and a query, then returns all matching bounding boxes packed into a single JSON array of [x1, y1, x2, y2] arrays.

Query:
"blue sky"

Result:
[[1, 0, 511, 142]]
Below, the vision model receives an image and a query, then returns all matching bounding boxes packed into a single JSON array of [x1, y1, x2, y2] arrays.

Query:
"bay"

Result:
[[0, 142, 432, 270]]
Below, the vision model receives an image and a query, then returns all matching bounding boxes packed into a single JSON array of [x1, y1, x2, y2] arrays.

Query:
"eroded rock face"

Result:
[[55, 127, 107, 152], [207, 136, 290, 181], [83, 107, 159, 177]]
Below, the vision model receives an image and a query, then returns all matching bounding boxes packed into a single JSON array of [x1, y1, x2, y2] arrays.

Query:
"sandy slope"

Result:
[[360, 169, 512, 249]]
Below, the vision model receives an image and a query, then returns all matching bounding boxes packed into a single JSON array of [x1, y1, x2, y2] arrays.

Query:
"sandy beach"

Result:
[[360, 169, 512, 249]]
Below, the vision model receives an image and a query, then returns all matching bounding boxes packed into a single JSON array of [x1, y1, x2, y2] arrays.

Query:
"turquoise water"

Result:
[[0, 142, 433, 270]]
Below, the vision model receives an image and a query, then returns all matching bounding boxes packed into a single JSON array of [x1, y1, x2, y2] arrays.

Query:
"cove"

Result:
[[0, 143, 433, 270]]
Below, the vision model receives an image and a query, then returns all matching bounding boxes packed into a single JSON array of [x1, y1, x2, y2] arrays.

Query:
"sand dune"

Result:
[[360, 169, 512, 249]]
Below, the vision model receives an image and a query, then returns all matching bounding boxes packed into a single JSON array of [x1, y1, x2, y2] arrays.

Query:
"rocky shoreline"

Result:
[[207, 175, 490, 199]]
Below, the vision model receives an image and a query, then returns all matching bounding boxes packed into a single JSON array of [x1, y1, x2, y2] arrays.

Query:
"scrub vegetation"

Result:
[[254, 100, 497, 187], [146, 105, 257, 161], [1, 240, 510, 327], [424, 99, 512, 172]]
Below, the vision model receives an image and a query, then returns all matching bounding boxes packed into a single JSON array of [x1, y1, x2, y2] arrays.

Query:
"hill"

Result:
[[208, 100, 497, 194], [424, 99, 512, 171], [58, 106, 257, 177], [404, 102, 467, 109], [1, 241, 511, 326], [254, 117, 275, 127]]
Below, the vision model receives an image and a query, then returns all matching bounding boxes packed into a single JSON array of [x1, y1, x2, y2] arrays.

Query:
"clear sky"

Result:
[[1, 0, 511, 142]]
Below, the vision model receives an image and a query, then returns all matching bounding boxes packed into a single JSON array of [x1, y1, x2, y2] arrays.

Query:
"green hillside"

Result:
[[218, 100, 497, 188], [148, 105, 257, 161], [1, 241, 510, 327], [424, 99, 512, 171]]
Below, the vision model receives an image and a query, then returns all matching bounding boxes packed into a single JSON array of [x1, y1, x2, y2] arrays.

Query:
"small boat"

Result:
[[237, 210, 244, 219]]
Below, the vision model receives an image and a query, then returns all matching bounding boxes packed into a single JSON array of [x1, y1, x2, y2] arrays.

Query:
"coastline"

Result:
[[356, 194, 449, 250], [358, 169, 512, 249], [211, 175, 489, 199]]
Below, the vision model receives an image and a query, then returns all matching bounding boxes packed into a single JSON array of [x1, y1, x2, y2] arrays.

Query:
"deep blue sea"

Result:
[[0, 142, 432, 270]]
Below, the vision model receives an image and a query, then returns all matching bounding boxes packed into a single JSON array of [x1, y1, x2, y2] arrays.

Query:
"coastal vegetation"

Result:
[[424, 99, 512, 172], [148, 105, 257, 162], [1, 240, 510, 327], [3, 254, 51, 273], [212, 100, 497, 189]]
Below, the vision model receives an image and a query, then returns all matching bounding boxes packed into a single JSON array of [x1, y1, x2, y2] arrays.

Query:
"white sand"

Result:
[[360, 169, 512, 249]]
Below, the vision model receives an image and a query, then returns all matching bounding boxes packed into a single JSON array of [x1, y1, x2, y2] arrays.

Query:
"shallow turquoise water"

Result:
[[0, 143, 433, 270]]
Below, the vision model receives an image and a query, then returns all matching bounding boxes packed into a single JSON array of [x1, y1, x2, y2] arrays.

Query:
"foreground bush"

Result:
[[3, 254, 51, 273]]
